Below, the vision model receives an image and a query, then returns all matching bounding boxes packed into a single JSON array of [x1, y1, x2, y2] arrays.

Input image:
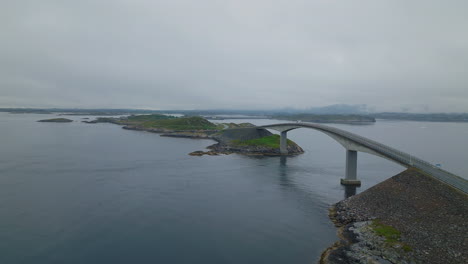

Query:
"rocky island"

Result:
[[195, 127, 304, 156], [37, 118, 73, 122], [84, 114, 304, 156]]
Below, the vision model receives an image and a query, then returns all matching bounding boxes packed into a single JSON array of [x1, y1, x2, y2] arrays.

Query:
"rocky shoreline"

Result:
[[320, 220, 415, 264], [321, 168, 467, 264], [37, 118, 73, 122], [189, 141, 304, 156]]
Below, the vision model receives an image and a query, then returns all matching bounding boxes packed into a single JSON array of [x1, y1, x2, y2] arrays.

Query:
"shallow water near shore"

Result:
[[0, 113, 466, 263]]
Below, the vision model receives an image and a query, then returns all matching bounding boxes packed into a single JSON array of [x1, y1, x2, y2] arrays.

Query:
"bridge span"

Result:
[[260, 123, 468, 194]]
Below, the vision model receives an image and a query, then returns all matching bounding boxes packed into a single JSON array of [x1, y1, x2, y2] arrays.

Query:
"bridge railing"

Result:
[[262, 122, 468, 194]]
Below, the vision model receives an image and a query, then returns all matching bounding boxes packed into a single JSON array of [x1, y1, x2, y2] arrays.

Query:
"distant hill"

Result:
[[373, 113, 468, 122], [271, 114, 375, 123], [302, 104, 369, 114]]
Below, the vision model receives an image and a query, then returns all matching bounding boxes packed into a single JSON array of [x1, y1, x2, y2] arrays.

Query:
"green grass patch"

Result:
[[402, 244, 413, 252], [126, 114, 175, 122], [370, 220, 412, 252], [141, 116, 218, 130], [95, 117, 118, 123], [371, 220, 401, 243], [231, 135, 294, 149]]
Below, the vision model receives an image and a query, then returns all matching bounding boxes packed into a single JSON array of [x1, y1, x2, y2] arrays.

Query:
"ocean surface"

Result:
[[1, 113, 467, 264]]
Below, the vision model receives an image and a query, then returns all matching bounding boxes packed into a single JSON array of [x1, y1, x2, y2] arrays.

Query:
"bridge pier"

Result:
[[280, 131, 288, 155], [341, 150, 361, 186]]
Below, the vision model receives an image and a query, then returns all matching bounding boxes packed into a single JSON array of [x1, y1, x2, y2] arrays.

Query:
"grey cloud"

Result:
[[1, 0, 468, 112]]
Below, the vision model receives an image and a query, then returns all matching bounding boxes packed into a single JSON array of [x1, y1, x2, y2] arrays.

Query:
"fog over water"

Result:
[[0, 113, 466, 263]]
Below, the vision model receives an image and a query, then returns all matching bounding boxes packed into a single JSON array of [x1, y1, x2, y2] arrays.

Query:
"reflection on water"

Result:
[[278, 155, 358, 198], [280, 155, 287, 166], [344, 185, 357, 198], [278, 156, 293, 188]]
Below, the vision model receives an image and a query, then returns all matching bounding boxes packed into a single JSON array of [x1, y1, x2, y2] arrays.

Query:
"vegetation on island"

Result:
[[84, 114, 303, 155], [231, 135, 294, 149], [87, 114, 221, 131], [126, 114, 176, 122], [139, 116, 219, 130], [37, 118, 73, 122]]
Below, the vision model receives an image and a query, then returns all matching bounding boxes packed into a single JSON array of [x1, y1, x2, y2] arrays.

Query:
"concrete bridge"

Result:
[[261, 123, 468, 194]]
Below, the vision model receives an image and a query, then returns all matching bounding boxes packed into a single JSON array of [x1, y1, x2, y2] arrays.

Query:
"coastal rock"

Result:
[[321, 221, 415, 264], [189, 150, 221, 156], [321, 169, 468, 264], [37, 118, 73, 123], [206, 141, 303, 156]]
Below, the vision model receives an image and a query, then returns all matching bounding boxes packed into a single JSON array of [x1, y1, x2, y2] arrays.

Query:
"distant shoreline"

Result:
[[2, 108, 468, 123]]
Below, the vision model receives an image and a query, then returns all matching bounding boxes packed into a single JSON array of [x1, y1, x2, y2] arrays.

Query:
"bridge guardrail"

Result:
[[262, 123, 468, 194]]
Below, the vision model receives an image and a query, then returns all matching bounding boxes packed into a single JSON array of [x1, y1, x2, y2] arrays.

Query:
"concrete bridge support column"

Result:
[[280, 131, 288, 155], [341, 150, 361, 186]]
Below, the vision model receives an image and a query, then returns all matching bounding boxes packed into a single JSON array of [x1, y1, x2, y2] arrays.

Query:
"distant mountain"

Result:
[[303, 104, 369, 114], [270, 104, 369, 115], [271, 114, 375, 124]]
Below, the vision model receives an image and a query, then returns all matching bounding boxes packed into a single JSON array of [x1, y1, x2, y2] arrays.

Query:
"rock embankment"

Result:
[[321, 168, 467, 264]]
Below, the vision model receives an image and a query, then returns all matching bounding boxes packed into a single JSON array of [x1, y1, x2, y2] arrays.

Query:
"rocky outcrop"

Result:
[[188, 150, 220, 156], [204, 140, 304, 156], [189, 128, 304, 156], [321, 168, 468, 264], [38, 118, 73, 123]]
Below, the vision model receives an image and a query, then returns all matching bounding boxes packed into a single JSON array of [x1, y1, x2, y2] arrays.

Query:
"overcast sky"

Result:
[[1, 0, 468, 112]]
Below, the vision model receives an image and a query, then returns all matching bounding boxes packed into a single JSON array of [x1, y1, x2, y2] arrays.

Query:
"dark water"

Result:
[[1, 113, 466, 264]]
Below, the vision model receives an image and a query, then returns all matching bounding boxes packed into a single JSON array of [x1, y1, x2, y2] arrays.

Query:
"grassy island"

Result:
[[140, 116, 219, 130], [38, 118, 73, 123], [87, 114, 219, 131], [85, 114, 304, 156], [231, 135, 294, 149]]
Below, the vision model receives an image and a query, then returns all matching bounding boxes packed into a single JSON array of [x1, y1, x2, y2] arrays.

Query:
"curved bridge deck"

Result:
[[260, 122, 468, 194]]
